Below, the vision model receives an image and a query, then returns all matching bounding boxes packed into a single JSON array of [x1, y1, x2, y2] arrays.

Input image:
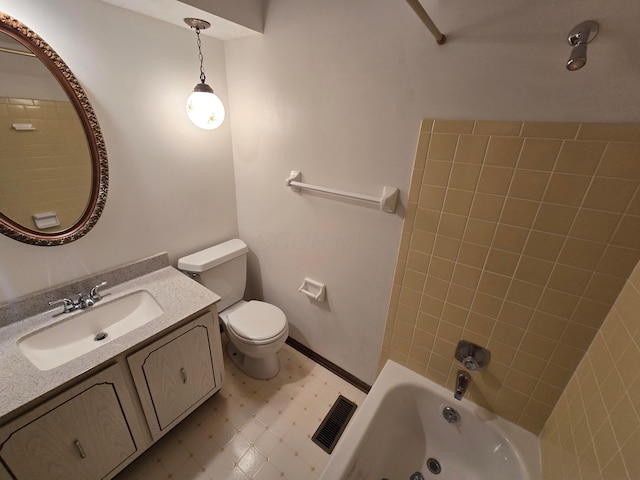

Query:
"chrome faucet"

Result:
[[48, 281, 108, 315], [454, 371, 470, 401]]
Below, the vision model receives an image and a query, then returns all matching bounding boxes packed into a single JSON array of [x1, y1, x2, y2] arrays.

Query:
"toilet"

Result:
[[178, 239, 289, 379]]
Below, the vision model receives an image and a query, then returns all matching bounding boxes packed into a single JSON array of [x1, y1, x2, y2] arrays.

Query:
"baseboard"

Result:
[[285, 337, 371, 393]]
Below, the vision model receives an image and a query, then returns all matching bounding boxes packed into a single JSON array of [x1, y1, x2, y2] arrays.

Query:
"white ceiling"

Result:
[[98, 0, 260, 41]]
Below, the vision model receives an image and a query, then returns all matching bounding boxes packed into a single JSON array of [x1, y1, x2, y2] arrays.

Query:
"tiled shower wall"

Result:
[[540, 260, 640, 479], [0, 97, 91, 231], [380, 119, 640, 434]]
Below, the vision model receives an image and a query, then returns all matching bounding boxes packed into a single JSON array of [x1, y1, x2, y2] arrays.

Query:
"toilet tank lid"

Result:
[[178, 239, 248, 272]]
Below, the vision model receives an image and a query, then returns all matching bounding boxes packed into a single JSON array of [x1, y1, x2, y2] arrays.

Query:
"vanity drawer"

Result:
[[128, 311, 222, 440], [0, 364, 140, 480]]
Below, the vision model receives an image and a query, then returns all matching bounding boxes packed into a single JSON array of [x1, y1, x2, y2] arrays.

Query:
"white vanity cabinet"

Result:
[[0, 364, 146, 480], [128, 311, 224, 440], [0, 307, 224, 480]]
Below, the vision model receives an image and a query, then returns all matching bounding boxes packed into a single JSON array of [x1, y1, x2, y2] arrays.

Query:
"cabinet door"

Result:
[[0, 365, 138, 480], [128, 311, 222, 439]]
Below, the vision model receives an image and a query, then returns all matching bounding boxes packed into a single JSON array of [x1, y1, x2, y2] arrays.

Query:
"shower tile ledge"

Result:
[[0, 264, 220, 422]]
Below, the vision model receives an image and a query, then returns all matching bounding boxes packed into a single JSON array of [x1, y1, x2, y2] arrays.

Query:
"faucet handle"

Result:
[[48, 297, 75, 314], [90, 281, 107, 301]]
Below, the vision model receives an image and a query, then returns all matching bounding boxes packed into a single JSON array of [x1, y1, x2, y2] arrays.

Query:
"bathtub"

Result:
[[320, 360, 541, 480]]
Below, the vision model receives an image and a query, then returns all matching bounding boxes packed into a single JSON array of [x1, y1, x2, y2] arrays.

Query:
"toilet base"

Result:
[[226, 341, 281, 380]]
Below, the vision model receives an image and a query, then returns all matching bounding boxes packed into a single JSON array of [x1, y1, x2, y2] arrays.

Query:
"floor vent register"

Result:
[[311, 395, 358, 454]]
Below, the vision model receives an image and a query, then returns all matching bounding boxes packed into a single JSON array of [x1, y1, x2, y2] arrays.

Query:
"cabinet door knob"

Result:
[[74, 439, 87, 459], [180, 368, 187, 384]]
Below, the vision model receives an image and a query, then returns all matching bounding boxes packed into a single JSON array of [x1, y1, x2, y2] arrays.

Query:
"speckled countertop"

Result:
[[0, 263, 220, 422]]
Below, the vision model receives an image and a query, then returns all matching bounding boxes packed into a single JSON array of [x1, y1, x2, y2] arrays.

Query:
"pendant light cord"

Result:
[[195, 27, 206, 84]]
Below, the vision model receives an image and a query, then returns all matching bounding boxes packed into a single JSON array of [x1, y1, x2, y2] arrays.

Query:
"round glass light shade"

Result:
[[186, 84, 225, 130]]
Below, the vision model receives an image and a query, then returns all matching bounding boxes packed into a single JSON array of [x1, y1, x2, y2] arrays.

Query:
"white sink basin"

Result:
[[18, 290, 164, 371]]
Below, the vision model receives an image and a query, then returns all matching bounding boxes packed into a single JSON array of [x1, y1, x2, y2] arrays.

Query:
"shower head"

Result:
[[566, 20, 599, 71]]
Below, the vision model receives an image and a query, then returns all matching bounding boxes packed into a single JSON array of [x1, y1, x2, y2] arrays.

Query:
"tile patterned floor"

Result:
[[115, 338, 367, 480]]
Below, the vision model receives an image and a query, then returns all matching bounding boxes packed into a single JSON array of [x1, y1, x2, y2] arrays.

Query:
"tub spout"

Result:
[[454, 371, 470, 401]]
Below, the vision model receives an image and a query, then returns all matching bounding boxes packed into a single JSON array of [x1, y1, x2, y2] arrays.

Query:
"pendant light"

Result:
[[184, 18, 225, 129]]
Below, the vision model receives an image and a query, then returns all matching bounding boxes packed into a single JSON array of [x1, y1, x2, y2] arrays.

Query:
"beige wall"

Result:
[[381, 119, 640, 434], [0, 97, 90, 231], [540, 260, 640, 479]]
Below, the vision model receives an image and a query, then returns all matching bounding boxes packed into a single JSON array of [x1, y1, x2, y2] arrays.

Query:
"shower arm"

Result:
[[404, 0, 446, 45]]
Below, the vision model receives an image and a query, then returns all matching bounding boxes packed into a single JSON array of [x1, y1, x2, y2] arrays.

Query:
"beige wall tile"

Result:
[[485, 248, 520, 276], [485, 136, 523, 166], [523, 231, 565, 261], [420, 119, 434, 132], [500, 197, 539, 228], [541, 258, 640, 479], [449, 163, 482, 191], [498, 301, 533, 329], [518, 138, 563, 171], [547, 264, 592, 296], [597, 245, 640, 278], [438, 212, 467, 239], [454, 134, 489, 164], [409, 230, 435, 253], [425, 275, 449, 299], [418, 185, 446, 209], [598, 143, 640, 180], [433, 119, 474, 134], [515, 256, 554, 286], [584, 273, 627, 304], [463, 218, 496, 246], [509, 170, 550, 200], [469, 193, 504, 222], [428, 256, 455, 281], [473, 121, 522, 136], [533, 204, 578, 235], [477, 166, 514, 195], [556, 141, 606, 175], [543, 173, 591, 206], [578, 123, 640, 142], [583, 177, 638, 213], [571, 298, 611, 329], [423, 160, 452, 186], [611, 215, 640, 249], [492, 224, 528, 253], [414, 207, 440, 233], [451, 263, 482, 290], [442, 189, 474, 216], [457, 241, 489, 268], [570, 209, 622, 243], [558, 238, 606, 270], [427, 134, 458, 161], [522, 121, 580, 139], [433, 236, 461, 260], [385, 119, 640, 441]]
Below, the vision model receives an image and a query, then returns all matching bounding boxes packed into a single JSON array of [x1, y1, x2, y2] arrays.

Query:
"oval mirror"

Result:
[[0, 12, 107, 246]]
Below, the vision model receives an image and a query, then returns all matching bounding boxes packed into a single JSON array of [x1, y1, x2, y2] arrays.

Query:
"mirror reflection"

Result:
[[0, 11, 107, 246], [0, 33, 92, 233]]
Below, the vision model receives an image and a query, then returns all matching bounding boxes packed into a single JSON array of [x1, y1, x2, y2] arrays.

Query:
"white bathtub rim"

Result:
[[320, 359, 542, 480]]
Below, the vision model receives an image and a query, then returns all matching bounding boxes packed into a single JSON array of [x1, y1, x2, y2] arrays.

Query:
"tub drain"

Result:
[[94, 332, 108, 341], [426, 458, 442, 475]]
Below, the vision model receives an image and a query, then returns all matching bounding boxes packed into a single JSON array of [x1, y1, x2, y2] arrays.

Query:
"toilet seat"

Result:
[[225, 300, 287, 345]]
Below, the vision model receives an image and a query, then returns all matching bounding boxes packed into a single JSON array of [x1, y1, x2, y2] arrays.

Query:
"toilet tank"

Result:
[[178, 239, 249, 312]]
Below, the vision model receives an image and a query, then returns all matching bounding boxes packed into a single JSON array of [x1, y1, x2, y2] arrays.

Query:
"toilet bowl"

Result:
[[219, 300, 289, 379], [178, 239, 289, 379]]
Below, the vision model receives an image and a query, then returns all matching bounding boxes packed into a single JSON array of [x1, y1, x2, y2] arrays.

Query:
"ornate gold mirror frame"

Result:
[[0, 12, 108, 246]]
